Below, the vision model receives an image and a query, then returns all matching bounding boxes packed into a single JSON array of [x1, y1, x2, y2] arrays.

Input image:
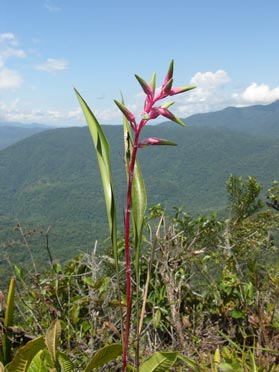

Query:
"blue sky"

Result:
[[1, 0, 279, 126]]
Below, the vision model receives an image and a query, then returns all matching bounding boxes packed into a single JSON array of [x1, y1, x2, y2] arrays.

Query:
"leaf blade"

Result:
[[84, 343, 122, 371], [5, 336, 45, 372], [139, 352, 178, 372], [45, 319, 61, 363]]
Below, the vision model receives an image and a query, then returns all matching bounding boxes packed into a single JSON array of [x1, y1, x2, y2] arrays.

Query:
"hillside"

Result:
[[0, 123, 50, 150], [184, 100, 279, 136], [0, 102, 279, 270]]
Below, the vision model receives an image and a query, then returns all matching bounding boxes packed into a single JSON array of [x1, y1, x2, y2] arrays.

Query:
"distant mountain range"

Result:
[[0, 123, 51, 150], [185, 100, 279, 136], [0, 101, 278, 270]]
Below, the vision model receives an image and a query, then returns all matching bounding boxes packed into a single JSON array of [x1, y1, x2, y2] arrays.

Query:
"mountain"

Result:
[[0, 123, 51, 150], [0, 102, 279, 271], [183, 100, 279, 136]]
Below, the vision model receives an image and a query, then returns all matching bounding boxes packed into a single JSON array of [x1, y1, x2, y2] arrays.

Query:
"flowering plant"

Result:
[[75, 60, 195, 371]]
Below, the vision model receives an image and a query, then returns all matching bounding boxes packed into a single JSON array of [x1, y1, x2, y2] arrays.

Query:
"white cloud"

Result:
[[44, 0, 61, 12], [68, 108, 82, 120], [2, 48, 26, 59], [172, 70, 233, 118], [0, 33, 25, 91], [36, 58, 68, 73], [0, 99, 84, 126], [172, 70, 279, 119], [0, 67, 23, 89], [232, 83, 279, 105], [0, 33, 17, 45], [190, 70, 231, 88]]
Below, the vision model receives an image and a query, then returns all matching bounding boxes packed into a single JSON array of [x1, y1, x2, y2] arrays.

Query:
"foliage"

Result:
[[0, 175, 278, 370], [0, 277, 15, 365], [1, 116, 279, 268], [226, 175, 264, 222], [1, 61, 279, 370]]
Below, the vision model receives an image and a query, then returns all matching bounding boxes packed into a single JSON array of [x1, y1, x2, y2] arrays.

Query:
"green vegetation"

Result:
[[0, 176, 279, 370], [1, 98, 279, 370], [0, 124, 49, 150], [1, 102, 279, 272]]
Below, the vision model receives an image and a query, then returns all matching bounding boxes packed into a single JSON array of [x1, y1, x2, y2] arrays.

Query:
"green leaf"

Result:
[[139, 351, 178, 372], [153, 309, 161, 329], [56, 351, 74, 372], [27, 350, 48, 372], [231, 309, 244, 319], [74, 88, 118, 261], [218, 362, 238, 372], [45, 318, 61, 363], [122, 100, 147, 281], [177, 354, 204, 371], [70, 304, 80, 324], [2, 277, 15, 364], [5, 336, 45, 372], [84, 343, 122, 371]]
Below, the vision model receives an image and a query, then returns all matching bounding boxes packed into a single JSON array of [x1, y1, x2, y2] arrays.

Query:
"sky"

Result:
[[1, 0, 279, 127]]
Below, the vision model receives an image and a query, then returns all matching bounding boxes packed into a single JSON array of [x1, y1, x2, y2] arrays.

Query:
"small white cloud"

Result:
[[44, 0, 61, 12], [2, 48, 26, 59], [36, 58, 68, 73], [0, 67, 23, 89], [0, 33, 26, 91], [233, 83, 279, 105], [68, 108, 82, 120], [190, 70, 231, 88], [0, 33, 17, 45]]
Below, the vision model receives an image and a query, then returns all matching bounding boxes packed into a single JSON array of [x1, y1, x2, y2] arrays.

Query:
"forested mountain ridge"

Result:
[[0, 101, 279, 267], [0, 123, 50, 150], [183, 100, 279, 136]]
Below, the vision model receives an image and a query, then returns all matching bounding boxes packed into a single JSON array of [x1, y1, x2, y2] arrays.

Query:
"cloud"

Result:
[[44, 0, 61, 12], [2, 48, 26, 59], [173, 70, 279, 119], [190, 70, 231, 88], [172, 70, 232, 118], [36, 58, 68, 73], [0, 103, 65, 124], [0, 33, 17, 45], [233, 83, 279, 105], [0, 33, 25, 90], [0, 67, 23, 89]]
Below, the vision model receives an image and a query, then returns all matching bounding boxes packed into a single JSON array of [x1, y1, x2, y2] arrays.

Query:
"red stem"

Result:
[[122, 130, 140, 371]]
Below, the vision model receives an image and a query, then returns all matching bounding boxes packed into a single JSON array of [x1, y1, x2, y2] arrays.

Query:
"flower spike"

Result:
[[169, 85, 196, 96], [161, 78, 173, 97], [149, 107, 186, 126], [138, 137, 177, 148], [135, 74, 153, 97], [150, 72, 156, 96], [163, 59, 174, 86], [114, 100, 136, 129]]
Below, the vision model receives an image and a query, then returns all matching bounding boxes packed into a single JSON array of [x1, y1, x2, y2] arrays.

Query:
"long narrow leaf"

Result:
[[122, 101, 147, 274], [3, 277, 15, 364], [75, 88, 122, 338], [74, 88, 117, 245], [45, 318, 61, 363]]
